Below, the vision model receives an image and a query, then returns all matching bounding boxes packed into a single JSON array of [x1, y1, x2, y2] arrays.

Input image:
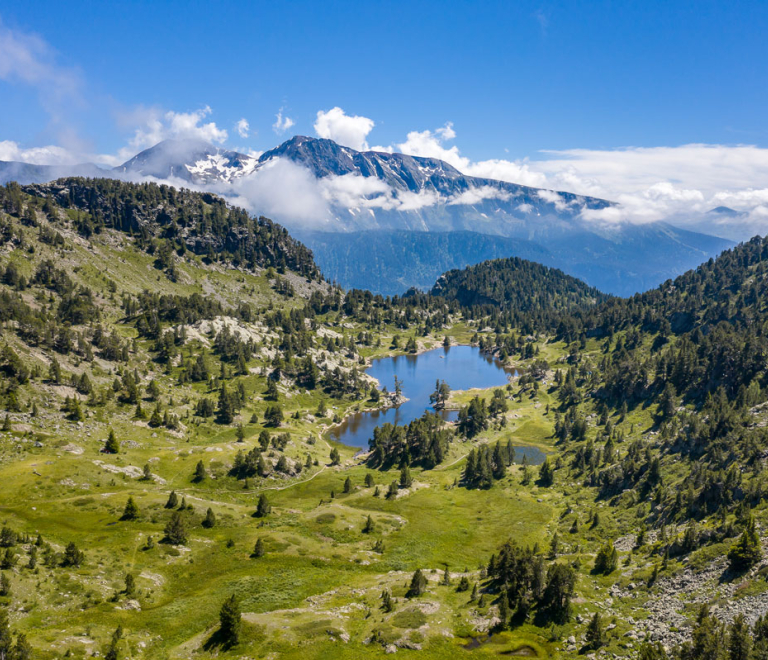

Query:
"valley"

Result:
[[0, 178, 767, 659]]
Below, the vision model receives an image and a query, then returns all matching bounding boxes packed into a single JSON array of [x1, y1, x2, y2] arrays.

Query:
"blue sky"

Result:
[[3, 0, 768, 158], [3, 0, 768, 238]]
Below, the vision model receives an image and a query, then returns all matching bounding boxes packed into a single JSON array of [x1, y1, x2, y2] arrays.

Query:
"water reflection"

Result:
[[329, 345, 513, 448]]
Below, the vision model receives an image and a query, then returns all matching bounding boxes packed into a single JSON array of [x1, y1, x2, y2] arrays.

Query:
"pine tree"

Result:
[[400, 465, 412, 488], [728, 514, 762, 571], [492, 442, 506, 480], [259, 430, 270, 451], [193, 460, 207, 482], [0, 572, 10, 597], [165, 491, 179, 509], [406, 569, 427, 597], [586, 612, 605, 650], [470, 583, 478, 601], [538, 456, 555, 486], [264, 403, 283, 427], [121, 496, 140, 521], [141, 463, 153, 481], [343, 476, 352, 493], [104, 625, 123, 660], [256, 493, 271, 518], [381, 589, 394, 612], [219, 594, 242, 647], [253, 538, 265, 558], [498, 590, 510, 628], [594, 541, 619, 575], [441, 565, 451, 586], [149, 404, 163, 428], [365, 473, 375, 488], [13, 632, 32, 660], [363, 515, 375, 534], [104, 429, 119, 454], [217, 384, 234, 424], [62, 542, 84, 567], [163, 511, 187, 545], [729, 613, 751, 660], [265, 378, 279, 401], [202, 508, 216, 529], [330, 447, 341, 465], [124, 572, 136, 597]]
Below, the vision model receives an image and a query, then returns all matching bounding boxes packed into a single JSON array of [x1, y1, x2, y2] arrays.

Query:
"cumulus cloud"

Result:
[[235, 118, 250, 138], [395, 122, 548, 188], [314, 107, 374, 151], [94, 105, 230, 166], [272, 109, 295, 134]]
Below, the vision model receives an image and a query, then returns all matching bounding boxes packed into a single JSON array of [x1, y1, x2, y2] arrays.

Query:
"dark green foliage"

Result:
[[165, 491, 179, 509], [431, 256, 605, 315], [369, 411, 454, 469], [202, 508, 216, 529], [264, 404, 283, 427], [193, 460, 207, 482], [104, 429, 119, 454], [585, 612, 605, 650], [458, 396, 488, 438], [62, 541, 84, 567], [728, 515, 762, 571], [219, 594, 242, 648], [163, 512, 187, 545], [406, 569, 427, 598], [256, 494, 271, 518], [121, 497, 139, 521], [593, 541, 619, 575], [252, 538, 265, 558], [540, 563, 577, 624], [486, 540, 573, 624]]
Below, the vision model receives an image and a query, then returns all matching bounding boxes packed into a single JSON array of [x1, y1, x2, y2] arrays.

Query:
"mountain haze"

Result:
[[1, 135, 733, 296]]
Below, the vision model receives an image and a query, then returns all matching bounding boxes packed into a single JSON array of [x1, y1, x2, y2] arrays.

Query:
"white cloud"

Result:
[[93, 105, 230, 165], [235, 118, 250, 138], [228, 159, 331, 227], [272, 109, 295, 134], [0, 140, 77, 165], [314, 107, 374, 151], [0, 19, 82, 120], [447, 185, 514, 206]]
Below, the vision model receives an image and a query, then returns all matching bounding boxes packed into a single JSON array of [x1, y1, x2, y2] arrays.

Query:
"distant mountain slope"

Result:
[[2, 136, 733, 295], [299, 224, 731, 298], [0, 161, 107, 185], [296, 230, 552, 295]]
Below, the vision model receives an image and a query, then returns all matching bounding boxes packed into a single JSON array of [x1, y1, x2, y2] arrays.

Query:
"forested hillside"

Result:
[[13, 178, 320, 279]]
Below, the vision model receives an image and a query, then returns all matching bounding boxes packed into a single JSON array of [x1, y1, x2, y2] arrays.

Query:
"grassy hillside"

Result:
[[1, 178, 767, 659]]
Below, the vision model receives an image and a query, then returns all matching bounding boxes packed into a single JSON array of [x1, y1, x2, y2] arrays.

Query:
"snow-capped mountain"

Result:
[[0, 135, 733, 295], [114, 139, 259, 184]]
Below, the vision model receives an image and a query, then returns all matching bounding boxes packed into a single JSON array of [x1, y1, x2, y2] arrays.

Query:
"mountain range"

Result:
[[0, 136, 733, 296]]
